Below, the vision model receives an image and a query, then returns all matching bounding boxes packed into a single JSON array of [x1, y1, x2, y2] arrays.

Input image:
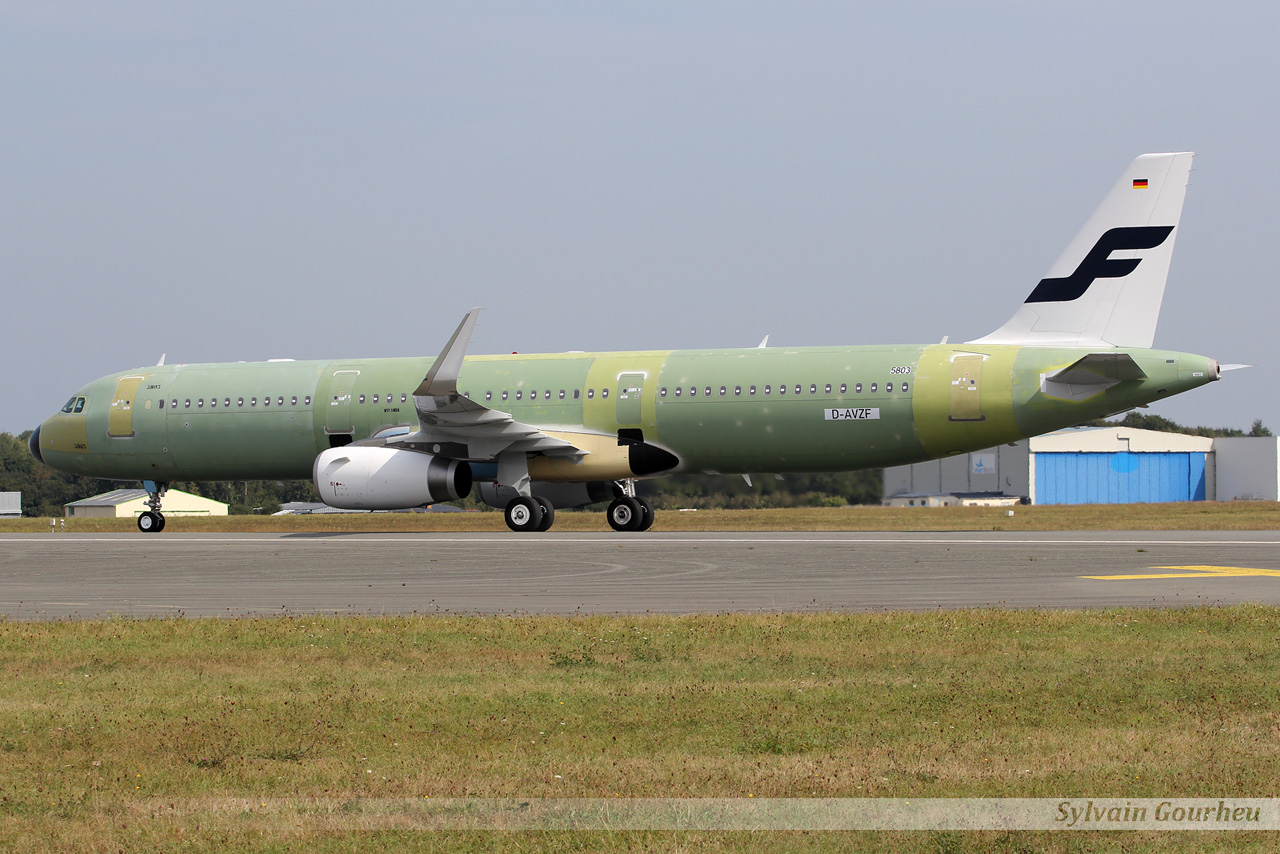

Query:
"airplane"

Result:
[[30, 152, 1222, 533]]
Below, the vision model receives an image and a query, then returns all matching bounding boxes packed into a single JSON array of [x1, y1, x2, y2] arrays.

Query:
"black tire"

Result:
[[533, 496, 556, 532], [635, 497, 655, 531], [137, 511, 160, 533], [155, 513, 166, 532], [606, 496, 643, 532], [504, 496, 543, 532]]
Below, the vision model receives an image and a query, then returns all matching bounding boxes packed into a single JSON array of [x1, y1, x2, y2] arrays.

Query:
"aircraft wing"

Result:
[[388, 308, 587, 463]]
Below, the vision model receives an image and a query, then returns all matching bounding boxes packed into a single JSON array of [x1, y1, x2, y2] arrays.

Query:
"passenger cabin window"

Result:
[[870, 383, 877, 393], [184, 399, 191, 408], [587, 389, 594, 399], [795, 385, 802, 395], [400, 394, 407, 403], [689, 387, 697, 397], [749, 385, 757, 395], [719, 386, 727, 396], [291, 396, 298, 405], [901, 382, 909, 393], [602, 389, 609, 399], [485, 392, 492, 401], [264, 397, 271, 406], [224, 398, 231, 408], [674, 387, 682, 397], [734, 386, 741, 396], [159, 399, 165, 409], [825, 384, 832, 394], [516, 391, 523, 400], [764, 385, 771, 395], [573, 389, 580, 400], [559, 390, 565, 400], [660, 387, 668, 397], [840, 383, 847, 394], [501, 391, 508, 401], [251, 397, 258, 406], [855, 383, 863, 394], [171, 399, 178, 409], [779, 385, 786, 396], [704, 386, 712, 397], [304, 396, 311, 406]]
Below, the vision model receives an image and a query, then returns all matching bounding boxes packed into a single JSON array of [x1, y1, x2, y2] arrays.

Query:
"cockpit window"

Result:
[[61, 396, 87, 414], [61, 397, 77, 413], [73, 397, 85, 413]]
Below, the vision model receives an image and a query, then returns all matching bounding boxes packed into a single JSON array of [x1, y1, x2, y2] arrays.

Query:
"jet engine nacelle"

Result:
[[313, 446, 472, 510], [477, 480, 621, 510]]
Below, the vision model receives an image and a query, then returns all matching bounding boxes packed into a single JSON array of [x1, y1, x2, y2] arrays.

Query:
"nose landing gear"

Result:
[[137, 480, 168, 533]]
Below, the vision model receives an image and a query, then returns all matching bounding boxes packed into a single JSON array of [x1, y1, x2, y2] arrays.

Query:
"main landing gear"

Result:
[[502, 481, 654, 533], [137, 480, 168, 533], [503, 495, 556, 533]]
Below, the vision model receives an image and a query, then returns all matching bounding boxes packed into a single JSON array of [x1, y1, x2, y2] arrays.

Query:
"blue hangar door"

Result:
[[1035, 452, 1207, 505]]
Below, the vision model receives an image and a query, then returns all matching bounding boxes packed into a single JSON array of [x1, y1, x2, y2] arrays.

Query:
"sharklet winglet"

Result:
[[415, 307, 482, 398]]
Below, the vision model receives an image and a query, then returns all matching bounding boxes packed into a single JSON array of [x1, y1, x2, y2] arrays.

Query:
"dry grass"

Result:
[[3, 607, 1280, 851], [3, 501, 1279, 534]]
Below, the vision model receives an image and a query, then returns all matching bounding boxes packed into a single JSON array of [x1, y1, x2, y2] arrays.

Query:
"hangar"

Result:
[[884, 427, 1280, 506], [65, 489, 228, 519]]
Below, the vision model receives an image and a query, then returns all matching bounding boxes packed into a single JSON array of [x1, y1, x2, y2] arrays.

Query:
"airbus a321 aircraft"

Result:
[[31, 153, 1222, 533]]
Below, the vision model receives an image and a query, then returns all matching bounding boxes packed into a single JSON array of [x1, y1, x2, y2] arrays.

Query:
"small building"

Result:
[[884, 426, 1238, 506], [65, 489, 228, 519], [883, 491, 1021, 508], [1214, 437, 1280, 501], [0, 492, 20, 518]]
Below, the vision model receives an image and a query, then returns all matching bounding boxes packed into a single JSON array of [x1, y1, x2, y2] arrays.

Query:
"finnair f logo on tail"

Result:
[[1025, 225, 1175, 304]]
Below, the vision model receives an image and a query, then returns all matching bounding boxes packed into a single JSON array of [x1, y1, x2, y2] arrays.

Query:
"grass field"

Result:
[[4, 500, 1279, 534], [4, 607, 1280, 852]]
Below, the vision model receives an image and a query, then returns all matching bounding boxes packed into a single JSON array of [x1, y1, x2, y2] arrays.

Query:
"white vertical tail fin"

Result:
[[971, 152, 1194, 348]]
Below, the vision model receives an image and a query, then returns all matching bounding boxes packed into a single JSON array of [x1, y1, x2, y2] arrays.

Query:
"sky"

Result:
[[3, 1, 1277, 436]]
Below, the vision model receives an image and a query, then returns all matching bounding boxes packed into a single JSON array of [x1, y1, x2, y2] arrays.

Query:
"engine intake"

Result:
[[313, 446, 472, 510]]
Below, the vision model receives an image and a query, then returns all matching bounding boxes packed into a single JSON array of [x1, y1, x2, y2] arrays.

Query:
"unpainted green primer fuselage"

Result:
[[36, 343, 1218, 484]]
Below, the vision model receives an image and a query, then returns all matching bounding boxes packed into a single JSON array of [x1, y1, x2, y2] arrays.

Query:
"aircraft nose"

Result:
[[28, 425, 44, 464]]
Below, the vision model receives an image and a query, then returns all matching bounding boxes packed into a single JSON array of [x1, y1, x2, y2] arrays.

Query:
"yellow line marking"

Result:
[[1083, 565, 1280, 580]]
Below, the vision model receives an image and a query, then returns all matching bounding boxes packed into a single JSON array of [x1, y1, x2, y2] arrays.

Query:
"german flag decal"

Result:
[[1133, 178, 1149, 189]]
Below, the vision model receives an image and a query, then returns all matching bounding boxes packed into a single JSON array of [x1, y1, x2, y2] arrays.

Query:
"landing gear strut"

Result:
[[138, 480, 168, 533]]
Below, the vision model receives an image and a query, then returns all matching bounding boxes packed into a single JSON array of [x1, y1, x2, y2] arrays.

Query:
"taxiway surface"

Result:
[[3, 531, 1279, 619]]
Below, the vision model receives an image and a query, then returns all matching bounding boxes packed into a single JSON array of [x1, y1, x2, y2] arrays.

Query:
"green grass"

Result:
[[3, 608, 1280, 851], [3, 500, 1279, 533]]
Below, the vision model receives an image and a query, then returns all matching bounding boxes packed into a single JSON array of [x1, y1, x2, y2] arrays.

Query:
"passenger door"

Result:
[[107, 376, 146, 437]]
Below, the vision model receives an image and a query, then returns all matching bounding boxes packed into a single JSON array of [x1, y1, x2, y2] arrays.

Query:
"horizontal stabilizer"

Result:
[[1041, 352, 1146, 401], [1047, 352, 1148, 385]]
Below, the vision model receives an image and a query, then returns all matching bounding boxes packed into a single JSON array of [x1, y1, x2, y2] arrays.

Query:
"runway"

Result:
[[2, 531, 1280, 619]]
